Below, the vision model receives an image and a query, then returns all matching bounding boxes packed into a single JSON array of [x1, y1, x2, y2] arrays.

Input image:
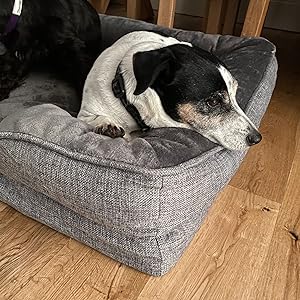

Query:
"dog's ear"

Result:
[[133, 47, 175, 95]]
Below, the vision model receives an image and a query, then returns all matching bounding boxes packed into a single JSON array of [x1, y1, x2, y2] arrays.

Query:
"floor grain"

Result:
[[250, 123, 300, 300], [230, 56, 300, 203], [0, 214, 67, 300], [137, 187, 280, 300]]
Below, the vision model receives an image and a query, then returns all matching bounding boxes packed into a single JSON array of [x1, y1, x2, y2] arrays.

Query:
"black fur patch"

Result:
[[0, 0, 102, 101]]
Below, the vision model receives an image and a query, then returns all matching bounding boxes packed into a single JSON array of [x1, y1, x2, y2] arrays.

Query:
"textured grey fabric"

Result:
[[0, 15, 277, 275]]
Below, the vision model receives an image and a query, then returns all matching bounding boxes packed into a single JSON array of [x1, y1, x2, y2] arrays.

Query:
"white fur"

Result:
[[78, 31, 191, 138], [199, 64, 260, 150]]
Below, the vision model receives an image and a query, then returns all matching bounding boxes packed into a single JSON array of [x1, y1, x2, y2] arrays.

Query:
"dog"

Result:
[[0, 0, 102, 100], [78, 31, 262, 150]]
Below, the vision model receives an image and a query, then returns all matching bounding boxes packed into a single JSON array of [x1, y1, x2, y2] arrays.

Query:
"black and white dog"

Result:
[[78, 31, 262, 150], [0, 0, 102, 100]]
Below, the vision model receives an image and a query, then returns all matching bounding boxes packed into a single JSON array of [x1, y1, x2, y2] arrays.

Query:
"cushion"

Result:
[[0, 15, 277, 276]]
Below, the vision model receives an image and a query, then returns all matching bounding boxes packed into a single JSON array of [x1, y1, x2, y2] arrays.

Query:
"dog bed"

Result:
[[0, 15, 277, 276]]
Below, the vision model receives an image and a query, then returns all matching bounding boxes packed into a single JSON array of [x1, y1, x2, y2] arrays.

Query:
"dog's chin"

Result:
[[189, 126, 252, 151], [209, 136, 250, 150], [218, 141, 250, 151], [208, 135, 253, 151]]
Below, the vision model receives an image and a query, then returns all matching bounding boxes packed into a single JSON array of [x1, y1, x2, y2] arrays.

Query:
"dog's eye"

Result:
[[206, 98, 220, 108]]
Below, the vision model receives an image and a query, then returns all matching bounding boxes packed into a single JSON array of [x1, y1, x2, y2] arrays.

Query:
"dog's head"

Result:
[[132, 44, 261, 150]]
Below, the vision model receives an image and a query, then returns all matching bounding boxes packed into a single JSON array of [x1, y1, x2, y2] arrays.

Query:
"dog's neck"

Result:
[[112, 65, 150, 132]]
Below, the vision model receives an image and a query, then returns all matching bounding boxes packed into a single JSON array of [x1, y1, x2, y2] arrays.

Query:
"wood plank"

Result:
[[127, 0, 141, 20], [250, 123, 300, 300], [222, 0, 240, 35], [230, 69, 300, 203], [0, 201, 8, 212], [11, 240, 91, 300], [140, 0, 154, 21], [241, 0, 271, 37], [0, 211, 68, 300], [0, 205, 149, 300], [73, 262, 123, 300], [96, 265, 149, 300], [90, 0, 111, 13], [206, 0, 225, 34], [137, 186, 280, 300], [127, 0, 153, 21], [0, 204, 19, 234], [157, 0, 176, 28], [41, 252, 120, 300], [11, 243, 149, 300]]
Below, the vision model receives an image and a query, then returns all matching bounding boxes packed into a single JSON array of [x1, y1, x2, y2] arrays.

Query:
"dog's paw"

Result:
[[95, 124, 125, 138]]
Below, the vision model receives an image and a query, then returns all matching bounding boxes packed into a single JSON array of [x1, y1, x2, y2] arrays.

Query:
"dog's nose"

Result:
[[246, 131, 262, 146]]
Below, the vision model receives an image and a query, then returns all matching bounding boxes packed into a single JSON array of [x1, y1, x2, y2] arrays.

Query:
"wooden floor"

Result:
[[1, 9, 300, 300]]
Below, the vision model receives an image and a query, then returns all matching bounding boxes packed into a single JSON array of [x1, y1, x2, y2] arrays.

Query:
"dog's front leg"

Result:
[[95, 123, 125, 138]]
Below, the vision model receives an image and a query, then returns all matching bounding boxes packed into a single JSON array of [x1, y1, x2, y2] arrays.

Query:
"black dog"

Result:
[[0, 0, 102, 100]]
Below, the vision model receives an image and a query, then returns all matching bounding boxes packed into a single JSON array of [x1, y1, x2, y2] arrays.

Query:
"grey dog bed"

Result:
[[0, 15, 277, 276]]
